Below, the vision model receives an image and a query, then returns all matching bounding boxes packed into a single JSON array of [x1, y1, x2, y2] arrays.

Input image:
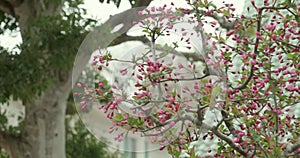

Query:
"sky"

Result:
[[0, 0, 244, 51]]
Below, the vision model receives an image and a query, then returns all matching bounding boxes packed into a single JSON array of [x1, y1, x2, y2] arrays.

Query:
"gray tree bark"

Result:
[[18, 81, 70, 158]]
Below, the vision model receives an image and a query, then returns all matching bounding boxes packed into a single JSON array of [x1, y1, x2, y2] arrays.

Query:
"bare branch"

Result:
[[109, 33, 150, 46], [133, 0, 152, 7]]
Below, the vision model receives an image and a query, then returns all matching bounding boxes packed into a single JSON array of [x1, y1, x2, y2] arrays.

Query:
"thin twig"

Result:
[[158, 74, 209, 83]]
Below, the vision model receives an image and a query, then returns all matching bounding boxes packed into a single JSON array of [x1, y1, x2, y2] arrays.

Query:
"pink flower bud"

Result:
[[137, 75, 143, 80], [170, 97, 175, 103], [271, 34, 276, 40], [138, 11, 143, 16], [178, 63, 184, 69], [77, 83, 82, 88], [159, 146, 166, 150], [120, 69, 127, 75], [265, 24, 275, 31], [233, 137, 240, 143]]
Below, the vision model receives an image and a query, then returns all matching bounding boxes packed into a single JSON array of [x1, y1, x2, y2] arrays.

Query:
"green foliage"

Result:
[[98, 0, 150, 8], [99, 0, 125, 8], [0, 106, 23, 158], [0, 110, 23, 136], [0, 12, 18, 35], [66, 118, 121, 158], [0, 0, 97, 104], [0, 149, 9, 158]]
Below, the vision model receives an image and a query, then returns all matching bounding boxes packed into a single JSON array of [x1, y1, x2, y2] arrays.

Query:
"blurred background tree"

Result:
[[65, 117, 121, 158], [0, 0, 151, 157]]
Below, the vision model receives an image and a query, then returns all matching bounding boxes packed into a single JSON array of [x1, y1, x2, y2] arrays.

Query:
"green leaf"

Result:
[[284, 0, 291, 5], [287, 53, 296, 59], [132, 96, 138, 100], [222, 10, 230, 16], [224, 52, 232, 59]]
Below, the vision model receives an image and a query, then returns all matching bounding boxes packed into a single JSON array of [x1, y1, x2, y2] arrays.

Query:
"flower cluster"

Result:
[[75, 0, 300, 157]]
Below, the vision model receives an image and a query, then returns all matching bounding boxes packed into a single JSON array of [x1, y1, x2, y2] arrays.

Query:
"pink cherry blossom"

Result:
[[265, 24, 276, 31]]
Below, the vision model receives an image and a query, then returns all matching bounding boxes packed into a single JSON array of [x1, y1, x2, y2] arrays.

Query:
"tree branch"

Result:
[[73, 7, 149, 84], [183, 115, 249, 157], [155, 45, 206, 62], [196, 9, 234, 31], [109, 33, 150, 46], [3, 0, 23, 6], [208, 13, 234, 31], [221, 109, 237, 137], [0, 0, 15, 16], [158, 74, 209, 83], [232, 65, 254, 90], [211, 126, 249, 157], [108, 32, 206, 64], [133, 0, 152, 7]]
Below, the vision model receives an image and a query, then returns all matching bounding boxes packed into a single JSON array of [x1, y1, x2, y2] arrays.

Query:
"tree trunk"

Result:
[[8, 81, 70, 158], [0, 1, 152, 158], [0, 1, 69, 157]]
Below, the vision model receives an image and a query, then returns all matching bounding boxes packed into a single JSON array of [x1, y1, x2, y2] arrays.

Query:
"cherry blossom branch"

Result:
[[221, 109, 237, 137], [140, 105, 249, 157], [195, 8, 234, 31], [211, 126, 249, 157], [185, 105, 208, 113], [232, 66, 254, 90], [158, 74, 209, 83], [129, 100, 151, 110], [260, 5, 289, 10], [208, 12, 234, 31], [141, 115, 190, 137], [274, 39, 300, 49], [232, 5, 291, 91], [255, 139, 270, 158], [183, 114, 248, 157], [231, 97, 267, 102], [109, 58, 145, 65], [269, 59, 279, 150]]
